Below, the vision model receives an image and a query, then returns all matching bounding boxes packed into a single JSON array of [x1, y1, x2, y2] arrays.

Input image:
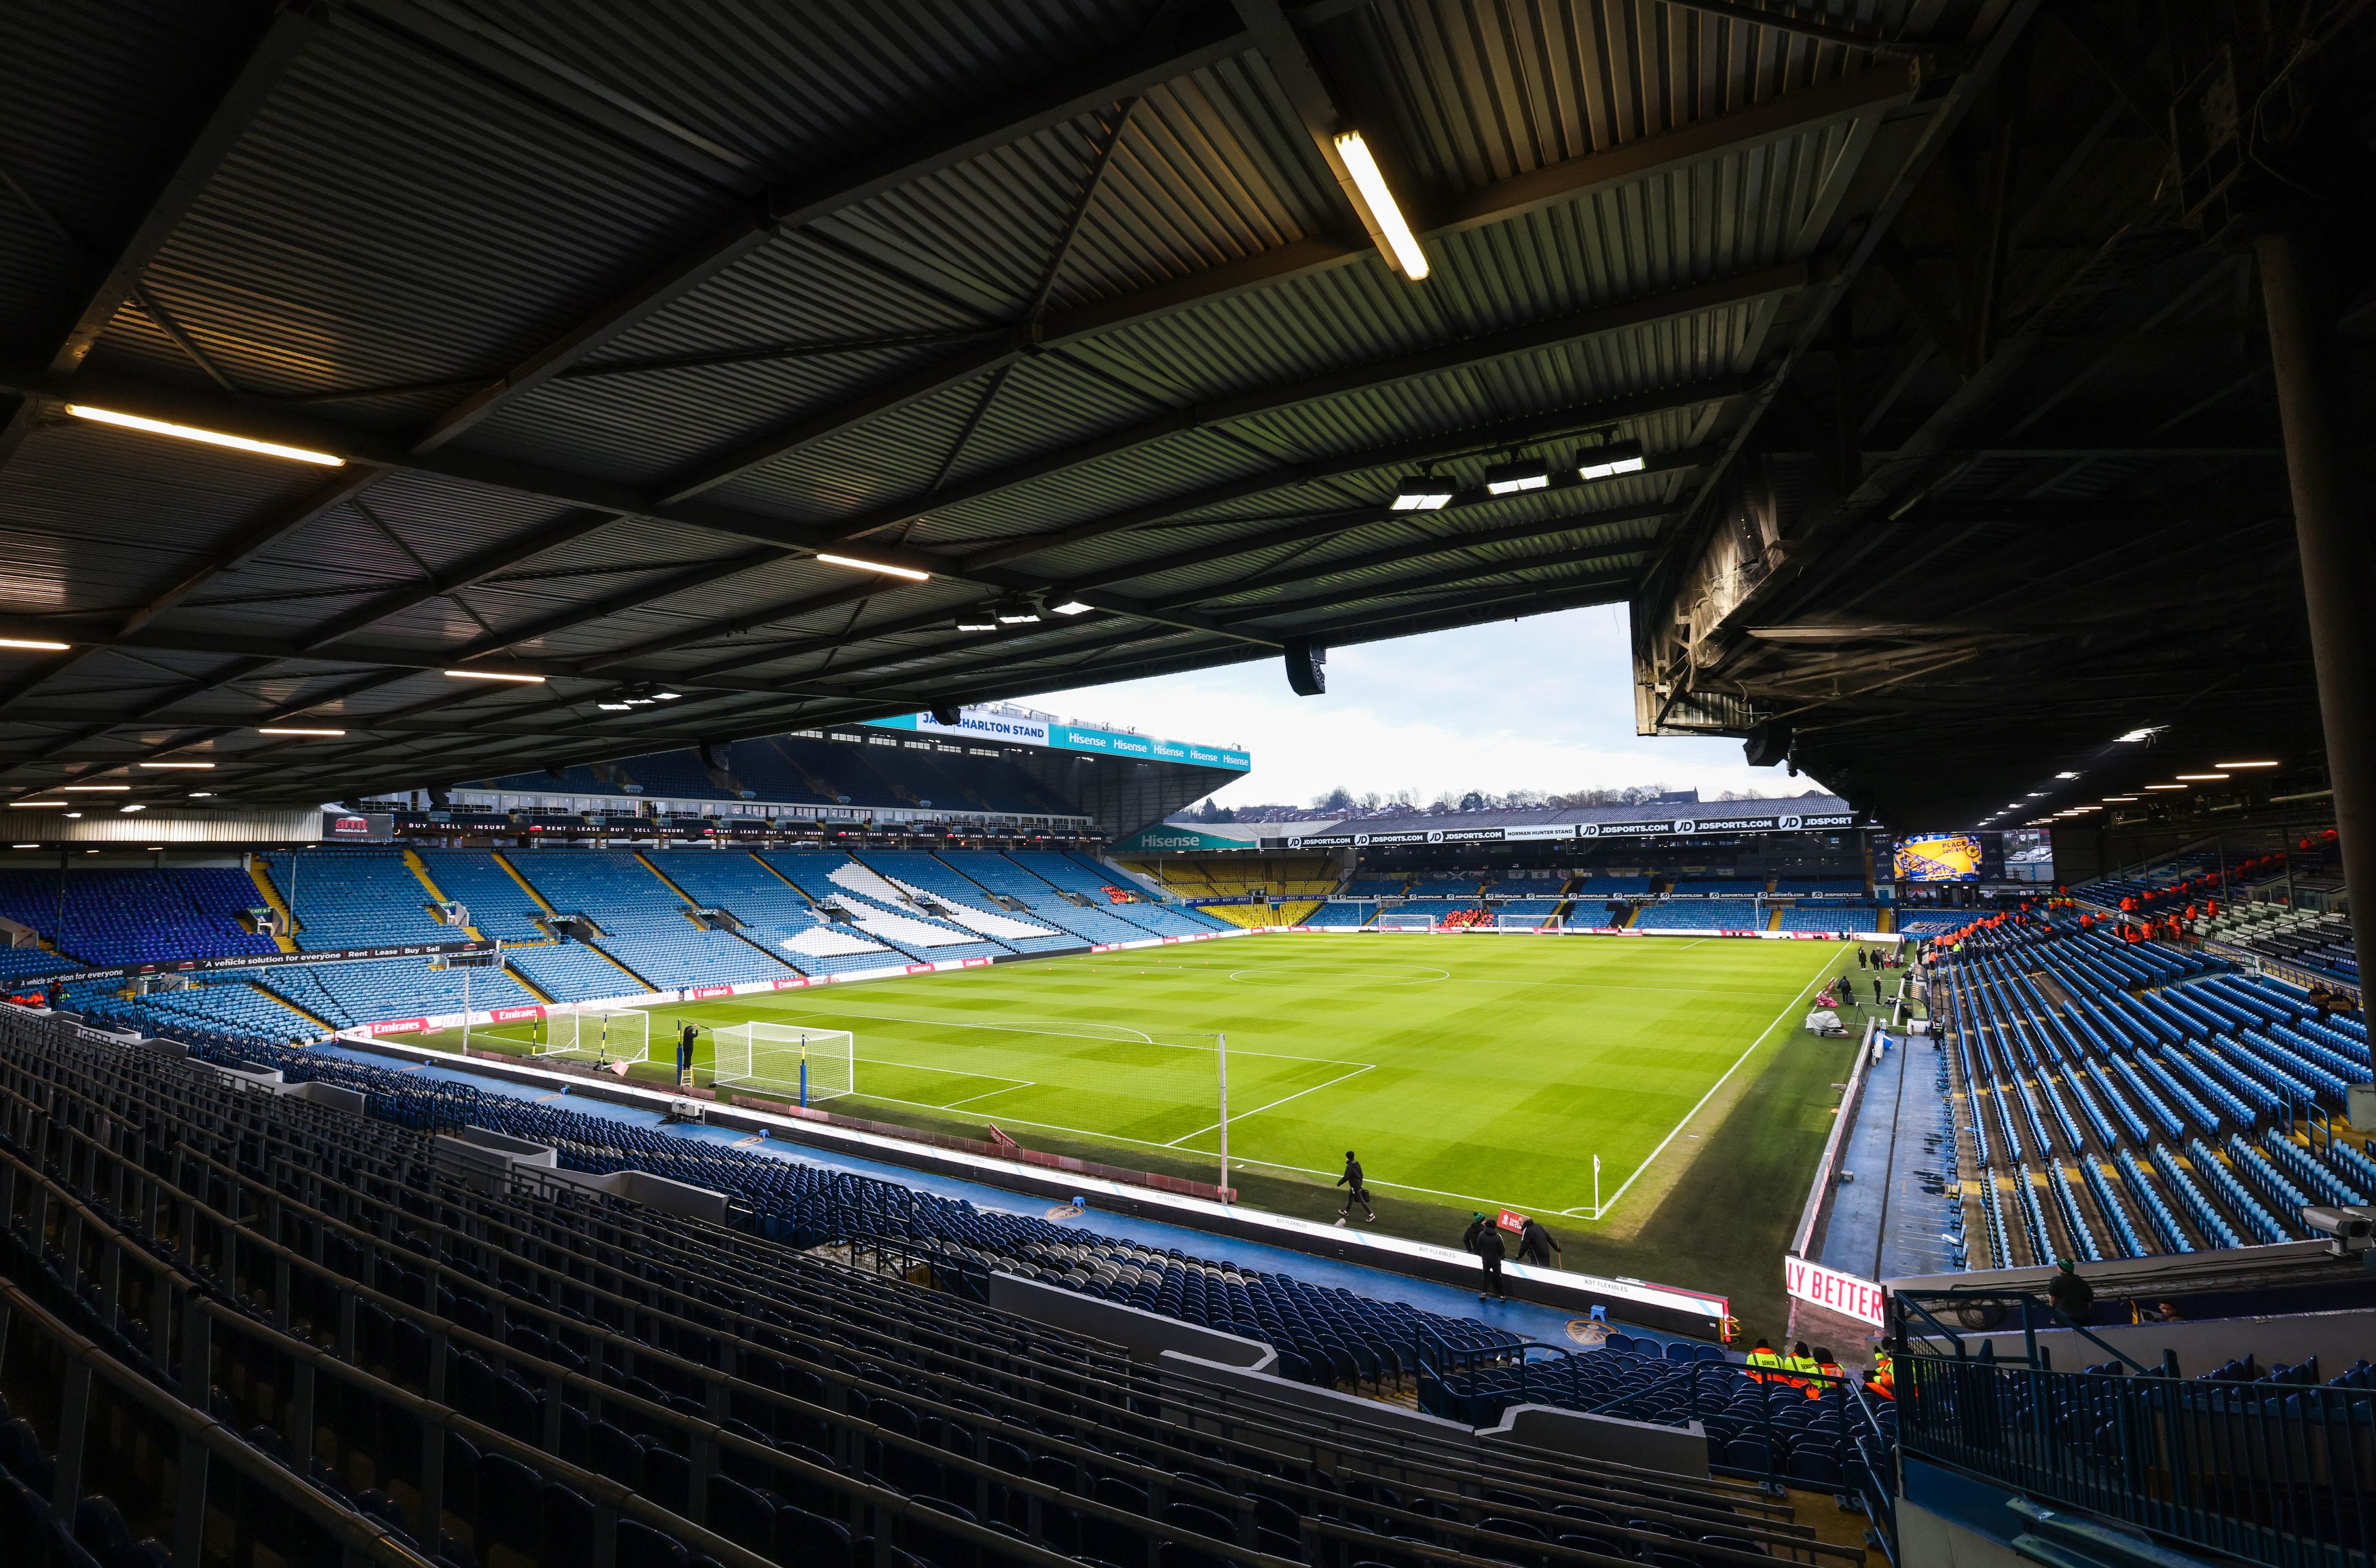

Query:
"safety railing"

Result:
[[1896, 1352, 2375, 1568]]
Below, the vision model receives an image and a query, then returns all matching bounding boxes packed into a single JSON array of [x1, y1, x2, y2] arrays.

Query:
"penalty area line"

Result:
[[1572, 950, 1842, 1222], [1162, 1062, 1376, 1148]]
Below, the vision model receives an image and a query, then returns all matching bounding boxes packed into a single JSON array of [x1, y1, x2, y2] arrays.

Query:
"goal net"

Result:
[[1377, 912, 1438, 931], [1496, 912, 1561, 931], [534, 1009, 649, 1064], [709, 1024, 856, 1105]]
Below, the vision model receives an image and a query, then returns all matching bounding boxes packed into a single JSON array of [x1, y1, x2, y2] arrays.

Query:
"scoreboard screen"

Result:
[[1894, 834, 1985, 881]]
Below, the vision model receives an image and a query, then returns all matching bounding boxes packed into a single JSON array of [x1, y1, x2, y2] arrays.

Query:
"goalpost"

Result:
[[534, 1009, 650, 1064], [709, 1024, 856, 1106], [1495, 912, 1561, 931], [1377, 912, 1438, 931]]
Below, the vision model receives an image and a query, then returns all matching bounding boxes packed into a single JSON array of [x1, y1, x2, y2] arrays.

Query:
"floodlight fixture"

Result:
[[2215, 760, 2279, 768], [257, 727, 344, 736], [2174, 773, 2229, 781], [446, 669, 545, 683], [0, 637, 70, 651], [2115, 726, 2164, 743], [1392, 474, 1454, 510], [1482, 458, 1548, 496], [1577, 441, 1648, 480]]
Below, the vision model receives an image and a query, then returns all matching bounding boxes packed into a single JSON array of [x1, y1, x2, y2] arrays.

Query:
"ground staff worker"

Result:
[[1867, 1348, 1896, 1400], [1806, 1347, 1844, 1399], [676, 1020, 699, 1086], [1745, 1339, 1785, 1381], [1787, 1341, 1820, 1388], [1335, 1151, 1375, 1223], [1464, 1213, 1509, 1301]]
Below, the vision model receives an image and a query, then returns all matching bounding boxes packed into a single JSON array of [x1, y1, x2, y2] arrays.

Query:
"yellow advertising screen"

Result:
[[1895, 834, 1983, 881]]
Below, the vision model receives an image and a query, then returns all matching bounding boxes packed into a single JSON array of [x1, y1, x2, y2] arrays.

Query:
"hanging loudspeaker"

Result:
[[1284, 637, 1326, 696]]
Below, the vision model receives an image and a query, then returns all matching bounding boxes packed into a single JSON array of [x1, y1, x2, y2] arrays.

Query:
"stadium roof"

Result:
[[1, 0, 2014, 813]]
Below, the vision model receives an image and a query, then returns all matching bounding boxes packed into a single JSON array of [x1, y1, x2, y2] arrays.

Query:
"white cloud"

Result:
[[1039, 606, 1799, 809]]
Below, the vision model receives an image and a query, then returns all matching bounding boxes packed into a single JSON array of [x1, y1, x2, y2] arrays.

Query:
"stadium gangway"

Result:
[[2155, 1046, 2256, 1130], [2107, 1055, 2191, 1141], [2151, 1142, 2246, 1250], [1891, 1343, 2376, 1568], [2043, 1161, 2102, 1263], [1411, 1329, 1898, 1549], [2078, 1156, 2149, 1259], [2225, 1132, 2314, 1227], [2261, 1128, 2369, 1207], [0, 1258, 434, 1568], [2081, 1059, 2155, 1146], [2182, 1136, 2290, 1245], [2119, 1149, 2196, 1254], [3, 1071, 1772, 1568]]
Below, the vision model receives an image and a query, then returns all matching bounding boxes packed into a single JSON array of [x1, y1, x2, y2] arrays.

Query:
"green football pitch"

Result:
[[420, 935, 1846, 1227]]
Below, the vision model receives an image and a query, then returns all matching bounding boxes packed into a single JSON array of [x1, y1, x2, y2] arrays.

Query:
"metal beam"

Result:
[[46, 6, 324, 375], [816, 268, 1804, 546], [1654, 1, 1927, 58]]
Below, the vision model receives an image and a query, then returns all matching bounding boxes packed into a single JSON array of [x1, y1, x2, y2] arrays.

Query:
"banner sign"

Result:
[[1112, 825, 1267, 853], [1288, 810, 1859, 849], [870, 707, 1250, 772], [1496, 1208, 1528, 1233], [1783, 1256, 1887, 1327]]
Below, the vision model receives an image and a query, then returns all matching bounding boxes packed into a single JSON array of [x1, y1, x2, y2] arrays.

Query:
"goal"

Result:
[[1377, 912, 1438, 931], [534, 1009, 649, 1064], [1495, 912, 1561, 931], [710, 1023, 856, 1106]]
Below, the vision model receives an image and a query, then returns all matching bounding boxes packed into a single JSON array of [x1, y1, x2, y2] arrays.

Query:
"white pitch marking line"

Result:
[[1163, 1062, 1377, 1147], [937, 1081, 1039, 1111], [1578, 950, 1842, 1222]]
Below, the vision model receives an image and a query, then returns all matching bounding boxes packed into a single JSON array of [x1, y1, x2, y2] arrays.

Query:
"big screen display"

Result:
[[1894, 834, 1984, 881], [1892, 830, 2054, 882]]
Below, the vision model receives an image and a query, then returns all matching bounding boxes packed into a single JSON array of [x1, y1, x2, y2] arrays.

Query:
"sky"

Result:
[[1039, 604, 1802, 810]]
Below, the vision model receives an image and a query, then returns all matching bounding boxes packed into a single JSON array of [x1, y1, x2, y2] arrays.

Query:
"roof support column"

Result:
[[2257, 224, 2376, 993]]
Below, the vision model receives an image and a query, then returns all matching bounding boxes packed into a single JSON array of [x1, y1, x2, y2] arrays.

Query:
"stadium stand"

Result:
[[263, 850, 453, 948], [758, 851, 1013, 962], [1930, 921, 2371, 1269], [634, 851, 900, 975], [1636, 900, 1763, 931], [417, 850, 553, 940], [0, 866, 276, 965], [508, 853, 796, 989], [1301, 901, 1373, 929], [0, 1009, 1870, 1568], [1777, 904, 1885, 933]]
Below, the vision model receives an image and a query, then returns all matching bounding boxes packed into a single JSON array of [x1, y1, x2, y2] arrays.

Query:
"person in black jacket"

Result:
[[1464, 1213, 1509, 1301], [1516, 1216, 1561, 1269], [1335, 1151, 1375, 1224]]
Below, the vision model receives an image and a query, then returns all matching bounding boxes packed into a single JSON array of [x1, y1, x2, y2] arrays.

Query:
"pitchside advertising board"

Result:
[[1783, 1256, 1887, 1328], [1286, 811, 1857, 848], [868, 709, 1251, 772]]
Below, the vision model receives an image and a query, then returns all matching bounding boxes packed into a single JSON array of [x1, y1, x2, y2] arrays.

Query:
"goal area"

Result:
[[1495, 912, 1562, 931], [709, 1024, 856, 1106], [1377, 912, 1438, 931], [534, 1009, 649, 1064]]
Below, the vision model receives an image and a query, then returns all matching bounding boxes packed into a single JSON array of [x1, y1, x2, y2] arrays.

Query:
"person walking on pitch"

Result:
[[1335, 1151, 1375, 1224]]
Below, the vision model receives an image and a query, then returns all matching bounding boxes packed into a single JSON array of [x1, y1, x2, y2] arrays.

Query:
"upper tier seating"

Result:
[[265, 850, 453, 948], [637, 851, 897, 975], [938, 853, 1166, 946], [0, 865, 277, 963], [507, 852, 795, 988], [858, 852, 1079, 952], [417, 849, 553, 940], [760, 851, 1010, 963]]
